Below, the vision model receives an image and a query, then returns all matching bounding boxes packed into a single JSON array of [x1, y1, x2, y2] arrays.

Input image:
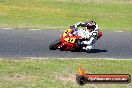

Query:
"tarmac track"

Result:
[[0, 29, 132, 59]]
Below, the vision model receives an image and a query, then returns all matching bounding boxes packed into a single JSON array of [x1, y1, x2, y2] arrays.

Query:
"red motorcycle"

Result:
[[49, 28, 84, 51], [49, 28, 103, 52]]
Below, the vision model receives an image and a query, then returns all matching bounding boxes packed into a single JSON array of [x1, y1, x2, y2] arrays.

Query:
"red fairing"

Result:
[[59, 30, 82, 50], [49, 28, 103, 51]]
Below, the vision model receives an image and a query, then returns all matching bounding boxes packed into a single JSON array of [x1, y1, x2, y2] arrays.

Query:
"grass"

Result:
[[0, 0, 132, 31], [0, 58, 132, 88]]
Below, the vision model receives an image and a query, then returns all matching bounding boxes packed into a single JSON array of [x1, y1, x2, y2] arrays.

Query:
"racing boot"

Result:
[[85, 45, 92, 53]]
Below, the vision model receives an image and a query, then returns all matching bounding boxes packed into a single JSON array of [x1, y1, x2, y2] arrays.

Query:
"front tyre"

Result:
[[49, 39, 61, 50]]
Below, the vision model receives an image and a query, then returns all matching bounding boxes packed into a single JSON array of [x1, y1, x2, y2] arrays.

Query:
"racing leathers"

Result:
[[70, 22, 102, 51]]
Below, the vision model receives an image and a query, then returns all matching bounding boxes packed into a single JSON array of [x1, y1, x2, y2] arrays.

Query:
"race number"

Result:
[[64, 37, 76, 43], [69, 38, 76, 43], [64, 38, 69, 42], [63, 29, 72, 37]]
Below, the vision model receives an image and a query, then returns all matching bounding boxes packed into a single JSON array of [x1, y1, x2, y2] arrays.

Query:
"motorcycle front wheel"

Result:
[[49, 39, 61, 50]]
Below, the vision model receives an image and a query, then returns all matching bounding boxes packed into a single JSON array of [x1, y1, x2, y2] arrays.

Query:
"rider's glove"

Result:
[[70, 26, 73, 29], [70, 25, 75, 29]]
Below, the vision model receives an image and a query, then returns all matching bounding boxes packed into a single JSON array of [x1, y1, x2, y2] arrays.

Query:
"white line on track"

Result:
[[24, 57, 132, 60], [2, 28, 12, 30], [115, 31, 124, 32], [59, 30, 65, 31], [28, 29, 42, 30]]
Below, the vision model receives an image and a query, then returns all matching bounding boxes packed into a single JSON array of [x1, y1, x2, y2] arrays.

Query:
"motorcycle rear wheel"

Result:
[[71, 46, 80, 52]]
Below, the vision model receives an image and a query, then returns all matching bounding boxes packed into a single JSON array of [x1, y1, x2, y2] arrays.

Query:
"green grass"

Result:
[[0, 0, 132, 31], [0, 58, 132, 88]]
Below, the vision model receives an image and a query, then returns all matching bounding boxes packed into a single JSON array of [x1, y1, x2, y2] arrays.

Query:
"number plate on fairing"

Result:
[[64, 37, 76, 43], [63, 29, 72, 37]]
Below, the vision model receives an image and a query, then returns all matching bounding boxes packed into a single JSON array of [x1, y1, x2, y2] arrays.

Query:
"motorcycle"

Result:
[[49, 28, 86, 52], [49, 28, 103, 52]]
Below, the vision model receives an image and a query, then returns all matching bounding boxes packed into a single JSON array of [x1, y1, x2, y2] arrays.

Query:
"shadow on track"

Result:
[[72, 49, 108, 53], [90, 49, 108, 53]]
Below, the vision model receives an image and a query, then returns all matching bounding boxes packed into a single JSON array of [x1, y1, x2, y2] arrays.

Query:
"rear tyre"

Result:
[[49, 39, 61, 50], [71, 46, 80, 52]]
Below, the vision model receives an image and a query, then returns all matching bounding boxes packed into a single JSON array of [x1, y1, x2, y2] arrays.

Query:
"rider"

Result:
[[70, 20, 103, 51]]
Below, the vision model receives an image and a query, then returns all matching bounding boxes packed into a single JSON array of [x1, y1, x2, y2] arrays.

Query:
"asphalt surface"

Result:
[[0, 29, 132, 59]]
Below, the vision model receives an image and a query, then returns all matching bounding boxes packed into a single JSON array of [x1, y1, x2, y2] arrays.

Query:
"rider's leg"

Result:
[[82, 37, 97, 51]]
